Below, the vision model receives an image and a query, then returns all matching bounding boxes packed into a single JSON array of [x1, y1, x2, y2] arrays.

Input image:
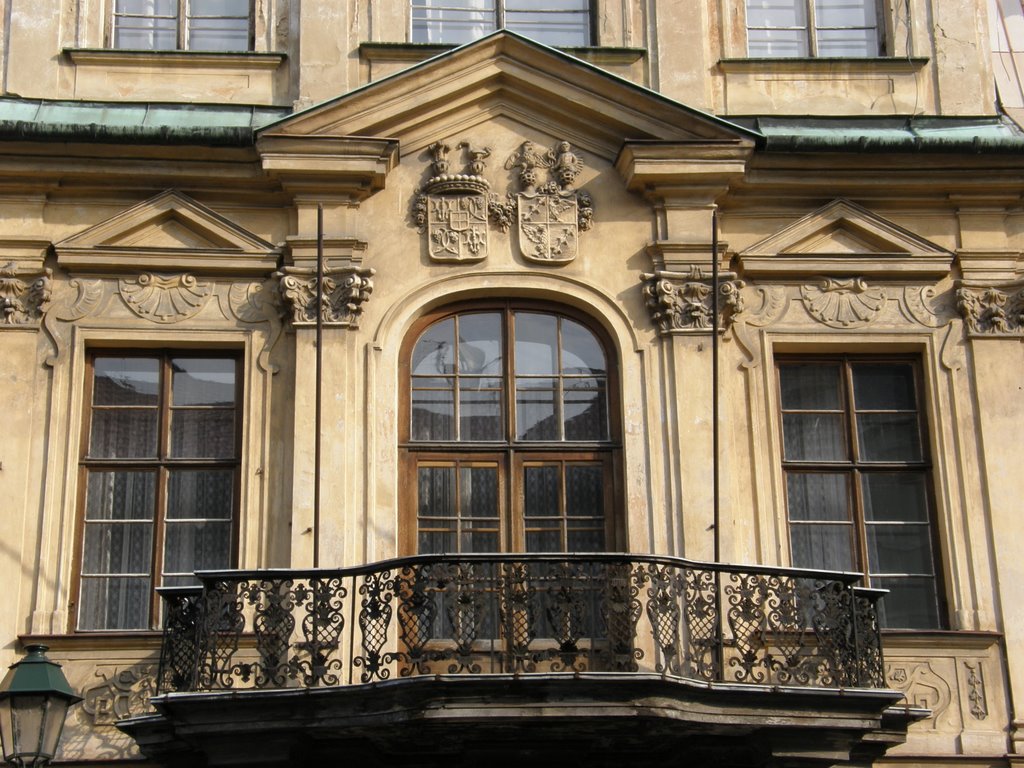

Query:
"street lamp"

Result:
[[0, 645, 81, 768]]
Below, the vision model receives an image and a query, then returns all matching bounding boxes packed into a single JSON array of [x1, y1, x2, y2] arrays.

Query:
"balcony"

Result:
[[122, 554, 922, 767]]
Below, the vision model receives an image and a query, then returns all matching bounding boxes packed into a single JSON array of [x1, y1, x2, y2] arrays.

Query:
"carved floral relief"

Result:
[[956, 282, 1024, 336], [0, 261, 51, 326], [276, 266, 375, 328], [641, 266, 745, 335]]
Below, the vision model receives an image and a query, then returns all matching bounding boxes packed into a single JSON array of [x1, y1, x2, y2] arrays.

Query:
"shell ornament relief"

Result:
[[119, 273, 213, 323], [800, 278, 886, 329]]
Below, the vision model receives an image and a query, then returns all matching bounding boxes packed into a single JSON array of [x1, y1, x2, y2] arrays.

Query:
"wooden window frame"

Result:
[[775, 354, 946, 629], [745, 0, 885, 57], [71, 350, 242, 632], [110, 0, 255, 52], [400, 301, 622, 556], [409, 0, 595, 47]]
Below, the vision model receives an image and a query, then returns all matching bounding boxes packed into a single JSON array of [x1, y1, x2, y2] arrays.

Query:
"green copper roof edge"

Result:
[[761, 134, 1024, 153], [0, 119, 259, 146]]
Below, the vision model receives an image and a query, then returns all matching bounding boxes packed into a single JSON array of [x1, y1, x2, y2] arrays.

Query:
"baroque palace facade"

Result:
[[1, 0, 1023, 766]]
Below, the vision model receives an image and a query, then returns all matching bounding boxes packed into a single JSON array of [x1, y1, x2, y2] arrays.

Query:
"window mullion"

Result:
[[496, 0, 506, 31], [179, 0, 188, 49]]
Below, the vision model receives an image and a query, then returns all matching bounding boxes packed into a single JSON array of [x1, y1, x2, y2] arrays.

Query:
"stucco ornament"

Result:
[[81, 664, 157, 725], [413, 141, 494, 262], [119, 272, 213, 323], [496, 140, 594, 265], [956, 282, 1024, 335], [276, 265, 374, 328], [800, 278, 886, 328], [640, 266, 745, 335], [0, 261, 51, 326]]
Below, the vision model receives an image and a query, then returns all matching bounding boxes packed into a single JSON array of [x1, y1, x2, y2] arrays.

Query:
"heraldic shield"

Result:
[[427, 192, 489, 262], [517, 190, 579, 264]]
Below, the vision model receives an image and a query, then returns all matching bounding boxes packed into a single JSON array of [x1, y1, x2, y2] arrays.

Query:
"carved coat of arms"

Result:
[[413, 141, 493, 263], [499, 141, 594, 265]]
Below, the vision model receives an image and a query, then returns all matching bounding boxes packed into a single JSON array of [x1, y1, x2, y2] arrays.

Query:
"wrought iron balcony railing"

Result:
[[156, 554, 886, 695]]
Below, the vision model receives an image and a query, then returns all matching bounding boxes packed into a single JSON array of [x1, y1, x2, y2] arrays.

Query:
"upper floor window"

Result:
[[75, 353, 240, 630], [401, 304, 618, 554], [112, 0, 252, 51], [411, 0, 591, 47], [746, 0, 882, 57], [777, 357, 943, 629]]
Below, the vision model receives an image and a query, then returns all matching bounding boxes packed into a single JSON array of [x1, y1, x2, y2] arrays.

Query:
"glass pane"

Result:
[[89, 409, 159, 458], [866, 524, 934, 574], [461, 466, 499, 518], [171, 358, 236, 406], [566, 526, 604, 551], [816, 26, 877, 56], [461, 529, 499, 553], [188, 20, 249, 51], [852, 364, 916, 410], [113, 18, 177, 49], [790, 523, 855, 571], [93, 357, 159, 405], [747, 27, 809, 56], [517, 378, 558, 440], [874, 576, 940, 629], [163, 520, 231, 578], [815, 0, 876, 26], [566, 465, 602, 517], [85, 471, 156, 520], [782, 413, 845, 460], [460, 382, 502, 441], [419, 466, 455, 518], [506, 15, 589, 46], [190, 0, 247, 15], [116, 0, 176, 14], [170, 408, 236, 458], [78, 577, 151, 630], [411, 4, 495, 44], [514, 312, 558, 375], [747, 0, 808, 27], [82, 522, 153, 575], [856, 413, 922, 461], [786, 472, 850, 521], [457, 313, 502, 375], [412, 382, 455, 441], [779, 364, 841, 410], [412, 318, 456, 375], [418, 530, 456, 554], [560, 319, 605, 374], [861, 472, 929, 521], [524, 465, 560, 517], [526, 527, 561, 553], [167, 469, 234, 519], [563, 378, 607, 440]]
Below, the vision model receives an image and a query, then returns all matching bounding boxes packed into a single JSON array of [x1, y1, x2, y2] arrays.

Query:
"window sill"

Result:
[[718, 56, 928, 73], [64, 48, 287, 70], [21, 631, 165, 653]]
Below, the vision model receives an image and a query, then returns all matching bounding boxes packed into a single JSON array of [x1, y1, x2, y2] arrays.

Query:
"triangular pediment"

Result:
[[738, 199, 953, 279], [55, 190, 281, 275], [257, 31, 757, 161]]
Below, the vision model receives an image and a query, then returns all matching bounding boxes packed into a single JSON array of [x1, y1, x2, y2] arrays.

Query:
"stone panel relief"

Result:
[[411, 139, 593, 265], [965, 661, 989, 720], [58, 662, 158, 761], [119, 272, 213, 323], [641, 266, 745, 335], [0, 261, 51, 326], [886, 660, 955, 731], [956, 281, 1024, 336]]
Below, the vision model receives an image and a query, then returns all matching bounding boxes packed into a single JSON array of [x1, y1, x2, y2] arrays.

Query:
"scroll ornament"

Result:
[[276, 266, 375, 328]]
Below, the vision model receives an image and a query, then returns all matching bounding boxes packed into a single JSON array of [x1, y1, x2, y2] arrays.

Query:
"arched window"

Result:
[[400, 302, 620, 555]]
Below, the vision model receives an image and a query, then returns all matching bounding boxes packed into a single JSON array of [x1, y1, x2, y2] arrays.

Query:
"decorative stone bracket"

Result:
[[0, 261, 52, 326], [276, 265, 375, 328], [641, 266, 745, 335], [956, 280, 1024, 336]]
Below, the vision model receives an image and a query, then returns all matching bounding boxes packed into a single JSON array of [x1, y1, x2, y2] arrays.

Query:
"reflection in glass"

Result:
[[171, 358, 236, 406], [517, 377, 557, 440], [93, 357, 159, 405], [514, 313, 558, 375]]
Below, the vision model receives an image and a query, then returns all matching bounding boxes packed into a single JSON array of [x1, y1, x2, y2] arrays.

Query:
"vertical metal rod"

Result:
[[711, 207, 720, 564], [314, 204, 324, 569]]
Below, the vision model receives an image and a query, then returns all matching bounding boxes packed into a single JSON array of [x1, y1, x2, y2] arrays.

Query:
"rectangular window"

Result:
[[76, 353, 240, 631], [411, 0, 591, 47], [777, 358, 942, 629], [746, 0, 882, 57], [112, 0, 251, 51]]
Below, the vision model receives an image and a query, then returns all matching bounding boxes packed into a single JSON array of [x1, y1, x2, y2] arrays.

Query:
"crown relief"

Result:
[[411, 139, 594, 265]]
